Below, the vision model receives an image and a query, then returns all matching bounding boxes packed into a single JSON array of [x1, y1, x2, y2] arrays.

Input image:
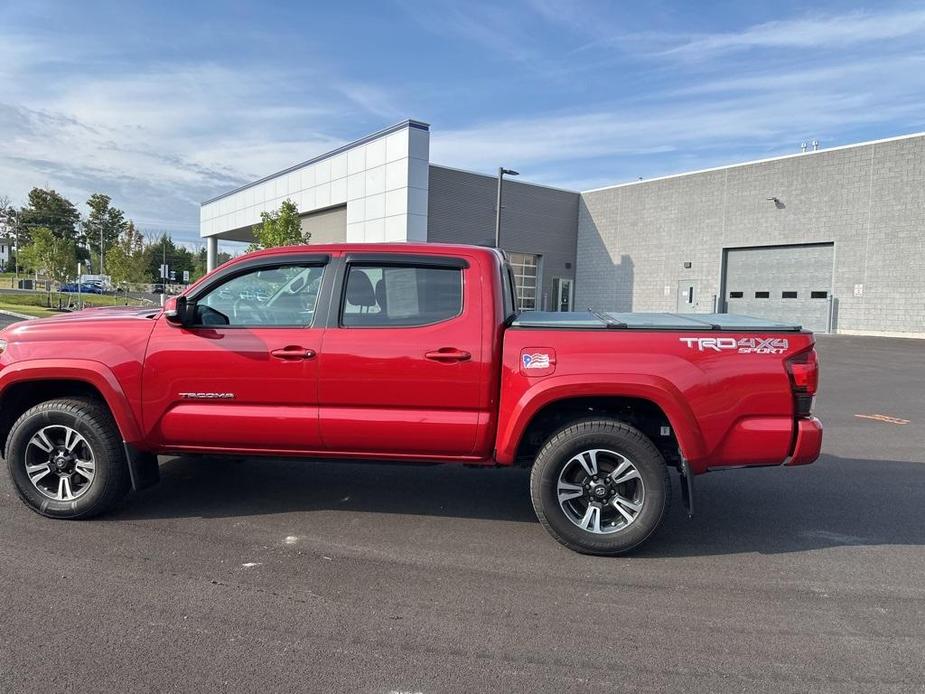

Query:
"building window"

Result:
[[755, 291, 770, 299], [811, 291, 828, 299], [782, 291, 798, 299], [729, 291, 743, 299], [508, 252, 539, 311]]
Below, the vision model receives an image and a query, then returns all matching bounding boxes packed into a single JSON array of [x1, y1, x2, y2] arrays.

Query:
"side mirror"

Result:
[[164, 296, 194, 326]]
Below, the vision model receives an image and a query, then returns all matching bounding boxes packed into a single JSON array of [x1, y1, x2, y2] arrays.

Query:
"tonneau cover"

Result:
[[510, 311, 803, 331]]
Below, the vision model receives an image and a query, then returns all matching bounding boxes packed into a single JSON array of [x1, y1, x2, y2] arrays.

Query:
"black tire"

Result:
[[530, 418, 670, 555], [6, 397, 130, 519]]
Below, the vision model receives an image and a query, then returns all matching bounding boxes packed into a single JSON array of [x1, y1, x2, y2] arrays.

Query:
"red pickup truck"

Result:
[[0, 243, 821, 554]]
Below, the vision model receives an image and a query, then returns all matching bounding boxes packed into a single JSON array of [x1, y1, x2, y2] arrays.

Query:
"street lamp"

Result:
[[495, 167, 519, 248]]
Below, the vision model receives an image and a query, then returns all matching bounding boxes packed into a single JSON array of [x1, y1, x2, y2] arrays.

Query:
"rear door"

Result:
[[142, 253, 331, 452], [676, 280, 706, 313], [318, 252, 484, 457]]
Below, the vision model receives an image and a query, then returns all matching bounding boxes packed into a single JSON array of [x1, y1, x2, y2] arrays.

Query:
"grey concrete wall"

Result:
[[427, 165, 579, 310], [577, 134, 925, 335], [301, 205, 346, 244]]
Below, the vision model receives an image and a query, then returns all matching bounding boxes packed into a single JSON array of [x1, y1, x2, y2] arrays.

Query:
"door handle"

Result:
[[270, 346, 316, 360], [425, 348, 471, 363]]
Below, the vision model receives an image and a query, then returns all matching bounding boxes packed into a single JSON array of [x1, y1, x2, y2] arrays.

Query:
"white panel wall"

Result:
[[201, 122, 430, 244]]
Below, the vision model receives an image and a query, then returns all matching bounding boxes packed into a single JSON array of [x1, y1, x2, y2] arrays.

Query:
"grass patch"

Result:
[[0, 291, 151, 310], [0, 302, 57, 317]]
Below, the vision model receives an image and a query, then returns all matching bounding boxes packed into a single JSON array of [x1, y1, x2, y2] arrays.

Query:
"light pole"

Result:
[[494, 167, 519, 248], [160, 235, 168, 307]]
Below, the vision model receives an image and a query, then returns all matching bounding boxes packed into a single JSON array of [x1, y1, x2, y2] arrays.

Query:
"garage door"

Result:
[[299, 205, 347, 244], [723, 243, 834, 333]]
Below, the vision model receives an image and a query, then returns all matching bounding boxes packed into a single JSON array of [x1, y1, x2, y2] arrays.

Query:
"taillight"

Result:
[[786, 348, 818, 417]]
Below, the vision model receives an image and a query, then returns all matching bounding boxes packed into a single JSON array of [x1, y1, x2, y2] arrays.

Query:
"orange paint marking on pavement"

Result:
[[854, 414, 911, 425]]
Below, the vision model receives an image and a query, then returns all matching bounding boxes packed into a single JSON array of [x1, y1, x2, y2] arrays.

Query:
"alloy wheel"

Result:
[[556, 448, 645, 534], [24, 425, 96, 501]]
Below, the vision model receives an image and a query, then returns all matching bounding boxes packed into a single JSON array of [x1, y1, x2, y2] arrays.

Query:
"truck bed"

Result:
[[510, 311, 804, 332]]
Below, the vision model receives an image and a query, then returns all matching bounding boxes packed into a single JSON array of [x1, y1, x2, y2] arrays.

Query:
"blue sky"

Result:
[[1, 0, 924, 245]]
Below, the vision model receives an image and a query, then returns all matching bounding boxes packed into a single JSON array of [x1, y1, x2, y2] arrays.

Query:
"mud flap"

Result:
[[679, 459, 694, 518], [124, 443, 160, 491]]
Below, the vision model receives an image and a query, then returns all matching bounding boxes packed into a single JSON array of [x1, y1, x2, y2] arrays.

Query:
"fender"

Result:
[[494, 373, 707, 468], [0, 359, 143, 444]]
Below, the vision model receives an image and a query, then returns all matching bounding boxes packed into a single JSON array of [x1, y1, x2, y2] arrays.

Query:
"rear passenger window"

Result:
[[341, 265, 462, 327]]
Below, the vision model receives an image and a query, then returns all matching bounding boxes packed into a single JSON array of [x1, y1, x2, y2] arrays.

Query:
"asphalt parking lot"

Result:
[[1, 329, 923, 693]]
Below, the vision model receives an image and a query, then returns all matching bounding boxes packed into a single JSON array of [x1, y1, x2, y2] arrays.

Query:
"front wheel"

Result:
[[6, 397, 131, 519], [530, 419, 669, 555]]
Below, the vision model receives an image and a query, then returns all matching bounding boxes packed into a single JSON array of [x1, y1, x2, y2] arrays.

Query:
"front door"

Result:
[[318, 253, 485, 457], [553, 277, 574, 312], [143, 256, 329, 453]]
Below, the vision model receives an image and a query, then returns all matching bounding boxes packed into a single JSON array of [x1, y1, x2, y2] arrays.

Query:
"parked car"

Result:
[[59, 282, 104, 294], [152, 283, 165, 294], [0, 243, 821, 555]]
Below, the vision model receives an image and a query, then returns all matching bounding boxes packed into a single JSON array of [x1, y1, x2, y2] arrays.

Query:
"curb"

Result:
[[0, 309, 36, 320]]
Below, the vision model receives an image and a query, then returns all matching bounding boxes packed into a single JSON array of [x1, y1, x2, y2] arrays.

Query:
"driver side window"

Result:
[[195, 264, 324, 327]]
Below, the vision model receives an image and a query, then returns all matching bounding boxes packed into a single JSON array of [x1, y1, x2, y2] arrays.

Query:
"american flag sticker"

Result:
[[522, 353, 551, 369]]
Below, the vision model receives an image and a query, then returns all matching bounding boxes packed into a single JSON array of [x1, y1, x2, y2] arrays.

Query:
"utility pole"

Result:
[[494, 167, 519, 248], [99, 222, 104, 275], [161, 235, 167, 307]]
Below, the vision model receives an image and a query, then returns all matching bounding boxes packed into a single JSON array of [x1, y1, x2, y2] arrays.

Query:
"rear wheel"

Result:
[[530, 419, 669, 555], [6, 397, 131, 519]]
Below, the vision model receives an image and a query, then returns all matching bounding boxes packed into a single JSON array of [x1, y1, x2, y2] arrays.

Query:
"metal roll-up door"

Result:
[[723, 243, 834, 332]]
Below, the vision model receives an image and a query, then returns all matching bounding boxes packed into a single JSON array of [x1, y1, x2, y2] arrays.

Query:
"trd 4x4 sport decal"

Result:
[[679, 337, 789, 354]]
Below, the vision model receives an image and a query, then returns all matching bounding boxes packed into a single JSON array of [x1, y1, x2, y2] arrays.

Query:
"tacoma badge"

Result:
[[178, 392, 236, 399]]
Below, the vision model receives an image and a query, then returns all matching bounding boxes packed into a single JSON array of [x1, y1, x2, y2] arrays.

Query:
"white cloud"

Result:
[[431, 69, 925, 181], [0, 34, 401, 242], [663, 9, 925, 57]]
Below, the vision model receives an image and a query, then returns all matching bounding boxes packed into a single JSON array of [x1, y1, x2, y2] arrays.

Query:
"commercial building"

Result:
[[201, 122, 925, 337]]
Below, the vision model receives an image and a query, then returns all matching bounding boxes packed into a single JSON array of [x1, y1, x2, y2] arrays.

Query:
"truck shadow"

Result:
[[114, 453, 925, 557]]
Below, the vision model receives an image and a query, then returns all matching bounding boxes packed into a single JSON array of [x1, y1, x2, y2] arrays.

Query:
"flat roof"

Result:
[[201, 119, 430, 206], [582, 130, 925, 194]]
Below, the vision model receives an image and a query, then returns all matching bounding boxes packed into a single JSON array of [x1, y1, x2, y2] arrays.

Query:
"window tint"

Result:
[[341, 265, 462, 327], [196, 264, 324, 327]]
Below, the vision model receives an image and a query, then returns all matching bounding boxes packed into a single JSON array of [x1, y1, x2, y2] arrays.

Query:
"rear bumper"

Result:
[[785, 417, 823, 466]]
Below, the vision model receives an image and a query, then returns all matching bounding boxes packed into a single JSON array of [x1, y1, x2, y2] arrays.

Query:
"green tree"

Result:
[[82, 194, 128, 272], [18, 226, 78, 283], [193, 246, 232, 281], [0, 195, 16, 271], [248, 199, 307, 251], [105, 221, 147, 285], [142, 233, 196, 282], [17, 188, 80, 244]]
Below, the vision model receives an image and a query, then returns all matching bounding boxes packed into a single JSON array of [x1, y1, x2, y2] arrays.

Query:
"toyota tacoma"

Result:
[[0, 243, 822, 554]]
